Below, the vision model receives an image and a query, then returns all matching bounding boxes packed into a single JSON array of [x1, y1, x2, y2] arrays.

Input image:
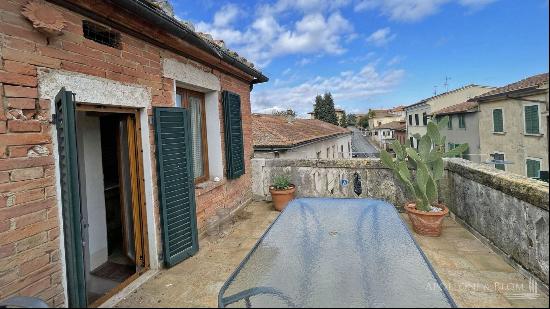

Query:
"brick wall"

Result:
[[0, 0, 255, 306]]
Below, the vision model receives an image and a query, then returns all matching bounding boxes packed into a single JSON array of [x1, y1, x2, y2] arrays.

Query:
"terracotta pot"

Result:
[[404, 202, 449, 237], [269, 185, 296, 211]]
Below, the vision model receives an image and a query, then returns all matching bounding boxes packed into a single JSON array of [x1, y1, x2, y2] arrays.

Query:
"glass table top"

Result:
[[219, 198, 456, 308]]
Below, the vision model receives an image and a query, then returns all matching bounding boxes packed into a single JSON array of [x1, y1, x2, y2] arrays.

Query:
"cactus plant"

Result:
[[380, 116, 468, 212]]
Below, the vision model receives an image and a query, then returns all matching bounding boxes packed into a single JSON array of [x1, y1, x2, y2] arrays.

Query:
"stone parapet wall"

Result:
[[440, 158, 549, 287]]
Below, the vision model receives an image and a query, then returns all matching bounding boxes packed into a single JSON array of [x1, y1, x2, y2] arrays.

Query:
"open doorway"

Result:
[[75, 106, 148, 306]]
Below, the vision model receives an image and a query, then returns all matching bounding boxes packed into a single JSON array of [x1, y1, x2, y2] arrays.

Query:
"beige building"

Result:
[[367, 108, 404, 129], [477, 73, 549, 180], [252, 114, 352, 159], [405, 85, 494, 148]]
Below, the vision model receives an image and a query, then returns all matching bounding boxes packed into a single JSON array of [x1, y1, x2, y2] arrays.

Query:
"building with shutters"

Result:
[[252, 114, 352, 159], [432, 101, 482, 163], [0, 0, 267, 307], [476, 73, 549, 180], [405, 85, 494, 149]]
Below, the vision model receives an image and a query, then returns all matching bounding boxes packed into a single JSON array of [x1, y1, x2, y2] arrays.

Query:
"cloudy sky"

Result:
[[172, 0, 549, 116]]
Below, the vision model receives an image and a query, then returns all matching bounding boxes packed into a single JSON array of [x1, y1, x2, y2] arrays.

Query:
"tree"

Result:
[[358, 115, 370, 128], [347, 113, 357, 126], [339, 111, 348, 127], [313, 92, 338, 125], [367, 109, 376, 119], [272, 109, 296, 117]]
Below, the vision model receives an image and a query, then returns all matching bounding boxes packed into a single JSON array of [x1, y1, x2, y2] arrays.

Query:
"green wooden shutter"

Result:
[[154, 107, 199, 268], [524, 105, 540, 134], [526, 159, 541, 178], [54, 88, 87, 308], [222, 91, 245, 179], [459, 114, 466, 128], [493, 109, 503, 132]]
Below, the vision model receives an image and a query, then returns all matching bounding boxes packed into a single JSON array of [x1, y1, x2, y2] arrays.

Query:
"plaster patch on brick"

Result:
[[28, 145, 50, 157], [163, 58, 221, 91], [37, 69, 151, 108]]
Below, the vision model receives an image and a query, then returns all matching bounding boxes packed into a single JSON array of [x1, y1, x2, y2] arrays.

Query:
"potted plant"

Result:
[[380, 116, 468, 236], [269, 174, 296, 211]]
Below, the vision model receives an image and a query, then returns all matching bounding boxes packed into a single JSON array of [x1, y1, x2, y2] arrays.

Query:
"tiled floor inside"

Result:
[[115, 201, 549, 308]]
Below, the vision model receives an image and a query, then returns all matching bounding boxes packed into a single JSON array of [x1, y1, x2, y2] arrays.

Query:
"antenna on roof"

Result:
[[433, 85, 438, 96], [444, 76, 452, 92]]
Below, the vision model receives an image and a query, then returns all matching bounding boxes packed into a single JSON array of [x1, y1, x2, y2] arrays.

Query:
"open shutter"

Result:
[[525, 105, 539, 134], [154, 107, 199, 268], [222, 91, 245, 179], [54, 88, 87, 308]]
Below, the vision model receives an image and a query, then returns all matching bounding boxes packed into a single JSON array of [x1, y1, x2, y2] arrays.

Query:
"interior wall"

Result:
[[76, 112, 108, 271]]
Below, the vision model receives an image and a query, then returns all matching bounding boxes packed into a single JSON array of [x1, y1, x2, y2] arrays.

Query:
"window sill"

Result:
[[524, 133, 543, 137], [195, 178, 226, 196], [492, 132, 506, 135]]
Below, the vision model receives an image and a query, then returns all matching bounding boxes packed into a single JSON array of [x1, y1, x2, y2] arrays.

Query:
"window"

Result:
[[340, 145, 344, 158], [458, 114, 466, 129], [493, 153, 505, 171], [526, 158, 541, 178], [326, 147, 330, 158], [409, 137, 414, 148], [316, 151, 321, 159], [422, 112, 428, 126], [492, 109, 503, 133], [408, 114, 413, 125], [176, 88, 209, 183], [414, 114, 419, 126], [83, 20, 121, 49], [447, 115, 453, 130], [524, 104, 540, 134]]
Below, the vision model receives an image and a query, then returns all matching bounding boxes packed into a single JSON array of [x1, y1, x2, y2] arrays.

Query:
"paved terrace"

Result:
[[115, 201, 549, 308]]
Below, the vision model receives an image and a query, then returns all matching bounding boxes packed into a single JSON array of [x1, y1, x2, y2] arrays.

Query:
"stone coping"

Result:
[[258, 158, 387, 169], [444, 158, 549, 211]]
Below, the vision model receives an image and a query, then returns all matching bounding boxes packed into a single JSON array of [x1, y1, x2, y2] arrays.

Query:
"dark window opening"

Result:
[[83, 20, 121, 49], [414, 114, 419, 126], [408, 114, 413, 125], [422, 112, 428, 125]]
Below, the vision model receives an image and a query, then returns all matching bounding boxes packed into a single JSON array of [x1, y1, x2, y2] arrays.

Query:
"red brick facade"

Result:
[[0, 0, 257, 306]]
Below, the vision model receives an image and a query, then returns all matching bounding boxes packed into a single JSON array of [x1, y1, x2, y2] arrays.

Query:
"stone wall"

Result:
[[440, 158, 549, 286], [251, 158, 411, 208], [252, 157, 549, 286]]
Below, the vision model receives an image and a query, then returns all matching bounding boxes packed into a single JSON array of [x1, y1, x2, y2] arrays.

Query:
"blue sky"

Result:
[[171, 0, 549, 116]]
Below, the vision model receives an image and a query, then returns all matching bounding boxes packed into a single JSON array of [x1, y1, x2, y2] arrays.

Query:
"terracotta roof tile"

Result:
[[376, 120, 406, 130], [252, 114, 351, 148], [474, 73, 548, 100], [432, 101, 479, 116]]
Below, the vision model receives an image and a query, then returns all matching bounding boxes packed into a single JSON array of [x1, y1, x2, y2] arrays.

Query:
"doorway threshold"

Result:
[[97, 269, 158, 308]]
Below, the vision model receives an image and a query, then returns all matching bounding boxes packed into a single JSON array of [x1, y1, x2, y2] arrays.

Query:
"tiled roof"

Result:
[[474, 73, 549, 100], [144, 0, 261, 72], [406, 84, 492, 109], [432, 101, 479, 116], [376, 121, 406, 131], [252, 114, 351, 148]]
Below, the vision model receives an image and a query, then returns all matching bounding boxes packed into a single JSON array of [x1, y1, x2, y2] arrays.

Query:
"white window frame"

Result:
[[525, 157, 543, 178], [523, 103, 542, 136], [491, 107, 505, 134], [492, 151, 506, 171]]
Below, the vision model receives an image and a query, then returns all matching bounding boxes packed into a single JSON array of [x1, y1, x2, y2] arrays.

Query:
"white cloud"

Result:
[[387, 55, 403, 66], [366, 27, 396, 46], [354, 0, 497, 22], [252, 63, 405, 114], [213, 4, 241, 27], [196, 6, 354, 67]]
